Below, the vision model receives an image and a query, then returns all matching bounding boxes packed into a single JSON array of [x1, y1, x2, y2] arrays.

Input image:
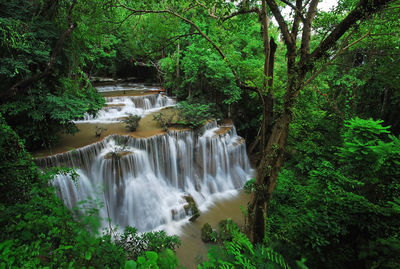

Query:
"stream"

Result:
[[34, 80, 254, 268]]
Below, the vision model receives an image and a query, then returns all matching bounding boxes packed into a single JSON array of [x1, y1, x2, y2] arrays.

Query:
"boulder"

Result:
[[201, 223, 215, 243], [183, 195, 200, 222]]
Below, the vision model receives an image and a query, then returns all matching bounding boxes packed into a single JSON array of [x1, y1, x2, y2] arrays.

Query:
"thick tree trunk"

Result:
[[248, 110, 292, 244], [248, 49, 300, 244]]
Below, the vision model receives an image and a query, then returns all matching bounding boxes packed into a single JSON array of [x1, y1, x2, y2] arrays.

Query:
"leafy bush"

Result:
[[201, 223, 217, 243], [199, 220, 292, 269], [176, 100, 217, 129], [116, 227, 181, 261], [243, 178, 256, 194], [121, 114, 141, 131], [0, 113, 38, 204], [153, 112, 176, 131], [267, 116, 400, 268], [124, 249, 179, 269]]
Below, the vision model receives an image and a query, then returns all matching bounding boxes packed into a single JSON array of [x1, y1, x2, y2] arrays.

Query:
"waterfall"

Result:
[[37, 121, 253, 233], [95, 82, 161, 92], [77, 94, 175, 123]]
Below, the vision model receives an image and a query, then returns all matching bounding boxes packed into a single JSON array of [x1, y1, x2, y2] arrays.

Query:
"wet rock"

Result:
[[232, 137, 245, 147], [104, 151, 132, 160], [183, 195, 200, 222], [95, 126, 107, 137], [201, 223, 215, 243], [214, 126, 232, 137], [171, 209, 178, 220]]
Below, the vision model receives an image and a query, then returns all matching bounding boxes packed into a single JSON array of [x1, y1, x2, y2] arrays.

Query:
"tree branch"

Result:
[[266, 0, 295, 49], [2, 0, 78, 99], [280, 0, 306, 23], [195, 0, 259, 21], [142, 33, 201, 55], [299, 0, 319, 65], [116, 1, 258, 92], [291, 0, 303, 39], [221, 7, 260, 21], [304, 28, 371, 87], [309, 0, 393, 64]]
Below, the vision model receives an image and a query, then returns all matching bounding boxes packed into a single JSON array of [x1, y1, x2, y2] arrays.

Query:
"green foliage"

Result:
[[243, 178, 256, 194], [124, 249, 179, 269], [159, 38, 242, 106], [153, 111, 177, 132], [122, 114, 141, 132], [0, 113, 38, 204], [0, 0, 107, 150], [0, 172, 126, 268], [176, 100, 218, 129], [199, 220, 292, 269], [116, 227, 181, 261], [267, 111, 400, 268], [201, 223, 217, 243]]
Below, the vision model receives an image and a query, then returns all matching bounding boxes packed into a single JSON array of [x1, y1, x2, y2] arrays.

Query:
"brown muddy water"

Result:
[[176, 191, 250, 268], [32, 108, 178, 157]]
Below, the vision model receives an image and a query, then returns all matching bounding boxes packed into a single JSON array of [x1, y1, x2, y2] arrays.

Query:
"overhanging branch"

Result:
[[309, 0, 393, 64], [304, 28, 372, 87], [116, 1, 258, 92], [2, 0, 78, 99]]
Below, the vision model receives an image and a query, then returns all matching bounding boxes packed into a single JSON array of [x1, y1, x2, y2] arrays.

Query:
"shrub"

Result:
[[153, 112, 175, 131], [116, 227, 181, 261], [176, 100, 215, 129], [121, 114, 141, 131]]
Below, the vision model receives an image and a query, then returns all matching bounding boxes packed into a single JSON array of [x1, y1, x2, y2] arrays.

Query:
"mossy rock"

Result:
[[104, 151, 132, 160], [183, 195, 200, 222], [201, 223, 214, 243]]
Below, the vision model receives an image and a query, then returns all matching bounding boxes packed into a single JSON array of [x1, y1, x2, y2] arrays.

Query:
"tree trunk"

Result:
[[248, 49, 300, 243]]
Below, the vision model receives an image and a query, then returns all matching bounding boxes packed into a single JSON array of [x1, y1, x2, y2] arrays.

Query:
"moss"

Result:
[[201, 223, 214, 242], [183, 195, 200, 222]]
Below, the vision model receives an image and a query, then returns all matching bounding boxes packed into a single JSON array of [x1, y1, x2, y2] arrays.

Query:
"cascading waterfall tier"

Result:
[[95, 82, 161, 92], [77, 93, 175, 123], [36, 121, 253, 233]]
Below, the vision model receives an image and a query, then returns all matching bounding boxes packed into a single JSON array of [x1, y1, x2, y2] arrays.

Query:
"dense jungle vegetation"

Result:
[[1, 0, 400, 268]]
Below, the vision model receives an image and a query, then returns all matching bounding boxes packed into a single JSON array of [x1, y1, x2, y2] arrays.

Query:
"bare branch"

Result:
[[299, 0, 319, 64], [280, 0, 306, 23], [291, 0, 303, 39], [266, 0, 295, 48]]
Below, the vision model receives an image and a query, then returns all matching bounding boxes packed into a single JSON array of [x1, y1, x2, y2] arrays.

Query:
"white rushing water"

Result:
[[95, 82, 161, 92], [36, 81, 253, 234], [77, 94, 175, 123], [37, 122, 253, 233], [76, 83, 175, 123]]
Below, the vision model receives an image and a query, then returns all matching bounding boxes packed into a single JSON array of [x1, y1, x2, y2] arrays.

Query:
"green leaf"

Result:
[[124, 260, 137, 269]]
